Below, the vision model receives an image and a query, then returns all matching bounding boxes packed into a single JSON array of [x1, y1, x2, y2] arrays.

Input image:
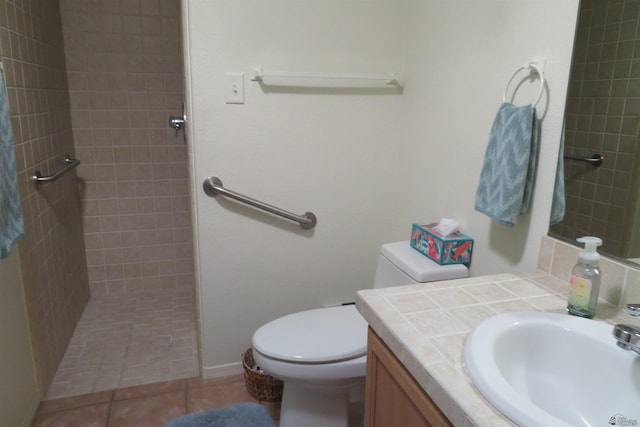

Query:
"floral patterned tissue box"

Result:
[[410, 223, 473, 266]]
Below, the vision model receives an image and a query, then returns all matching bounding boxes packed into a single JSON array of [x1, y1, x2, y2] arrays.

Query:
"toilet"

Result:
[[252, 241, 469, 427]]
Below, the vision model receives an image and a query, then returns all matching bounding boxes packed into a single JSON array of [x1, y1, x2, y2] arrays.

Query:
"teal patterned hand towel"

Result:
[[474, 102, 539, 227], [550, 127, 565, 225], [0, 70, 24, 258]]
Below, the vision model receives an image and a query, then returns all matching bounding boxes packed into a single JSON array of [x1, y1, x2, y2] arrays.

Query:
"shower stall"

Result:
[[0, 0, 197, 399]]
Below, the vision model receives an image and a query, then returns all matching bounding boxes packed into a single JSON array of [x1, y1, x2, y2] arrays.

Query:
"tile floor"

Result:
[[36, 287, 282, 426], [46, 287, 199, 399], [31, 375, 281, 427]]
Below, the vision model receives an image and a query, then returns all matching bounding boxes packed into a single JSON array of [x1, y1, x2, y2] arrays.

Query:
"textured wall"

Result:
[[0, 0, 89, 394], [59, 0, 193, 296]]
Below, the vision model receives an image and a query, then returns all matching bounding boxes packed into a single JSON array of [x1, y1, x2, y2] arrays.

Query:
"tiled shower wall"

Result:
[[59, 0, 194, 296], [552, 0, 640, 257], [0, 0, 90, 394]]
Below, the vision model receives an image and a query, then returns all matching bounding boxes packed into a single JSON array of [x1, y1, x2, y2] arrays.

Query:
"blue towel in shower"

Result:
[[474, 102, 539, 227], [550, 127, 565, 225], [0, 69, 24, 259]]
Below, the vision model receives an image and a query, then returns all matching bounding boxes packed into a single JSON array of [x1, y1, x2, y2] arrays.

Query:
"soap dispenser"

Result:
[[567, 236, 602, 319]]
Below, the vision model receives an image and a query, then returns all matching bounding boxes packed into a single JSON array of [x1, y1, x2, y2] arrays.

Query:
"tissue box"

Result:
[[410, 223, 473, 265]]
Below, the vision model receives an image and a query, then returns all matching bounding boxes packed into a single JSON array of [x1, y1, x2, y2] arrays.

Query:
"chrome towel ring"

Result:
[[502, 63, 545, 107]]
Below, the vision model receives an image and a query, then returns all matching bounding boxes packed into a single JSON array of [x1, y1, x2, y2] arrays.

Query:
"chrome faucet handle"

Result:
[[626, 304, 640, 317], [168, 103, 187, 142], [613, 324, 640, 354]]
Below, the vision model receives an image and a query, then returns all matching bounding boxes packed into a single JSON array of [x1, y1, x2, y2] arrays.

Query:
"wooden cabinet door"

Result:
[[364, 327, 453, 427]]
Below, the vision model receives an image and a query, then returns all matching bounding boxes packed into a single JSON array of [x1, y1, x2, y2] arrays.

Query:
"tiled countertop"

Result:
[[355, 271, 640, 427]]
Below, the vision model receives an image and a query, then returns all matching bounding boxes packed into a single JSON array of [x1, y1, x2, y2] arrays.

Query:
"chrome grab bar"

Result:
[[31, 156, 81, 188], [203, 176, 317, 230], [563, 153, 604, 167]]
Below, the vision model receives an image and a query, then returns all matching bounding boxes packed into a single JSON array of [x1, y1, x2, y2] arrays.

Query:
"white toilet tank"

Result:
[[373, 241, 468, 289]]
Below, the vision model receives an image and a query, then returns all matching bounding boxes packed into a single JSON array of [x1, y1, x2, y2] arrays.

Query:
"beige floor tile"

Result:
[[108, 390, 186, 427], [38, 391, 114, 415], [113, 379, 187, 401], [187, 378, 257, 413], [31, 402, 110, 427]]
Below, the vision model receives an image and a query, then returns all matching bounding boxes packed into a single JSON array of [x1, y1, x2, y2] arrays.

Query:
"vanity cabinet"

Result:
[[364, 327, 453, 427]]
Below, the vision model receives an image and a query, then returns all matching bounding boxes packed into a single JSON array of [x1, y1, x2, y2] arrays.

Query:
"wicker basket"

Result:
[[241, 348, 284, 402]]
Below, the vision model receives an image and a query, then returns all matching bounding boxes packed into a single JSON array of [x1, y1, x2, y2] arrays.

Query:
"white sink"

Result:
[[463, 311, 640, 427]]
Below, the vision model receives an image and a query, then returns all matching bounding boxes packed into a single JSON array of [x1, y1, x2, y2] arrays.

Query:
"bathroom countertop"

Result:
[[355, 271, 640, 427]]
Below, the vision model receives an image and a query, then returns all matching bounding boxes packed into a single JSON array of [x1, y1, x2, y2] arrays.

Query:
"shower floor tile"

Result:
[[46, 287, 199, 400]]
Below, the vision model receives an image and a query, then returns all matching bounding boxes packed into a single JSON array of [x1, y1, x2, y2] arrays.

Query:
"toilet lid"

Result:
[[252, 305, 368, 363]]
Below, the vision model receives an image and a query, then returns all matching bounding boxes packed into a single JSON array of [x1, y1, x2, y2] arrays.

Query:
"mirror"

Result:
[[549, 0, 640, 266]]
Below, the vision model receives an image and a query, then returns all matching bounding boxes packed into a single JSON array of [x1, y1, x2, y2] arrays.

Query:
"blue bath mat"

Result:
[[164, 402, 275, 427]]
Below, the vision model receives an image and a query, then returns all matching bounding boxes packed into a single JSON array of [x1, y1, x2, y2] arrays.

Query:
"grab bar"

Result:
[[32, 156, 81, 188], [203, 176, 317, 230], [564, 154, 603, 167]]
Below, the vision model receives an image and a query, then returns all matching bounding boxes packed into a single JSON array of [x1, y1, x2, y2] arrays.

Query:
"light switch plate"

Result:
[[225, 72, 244, 104]]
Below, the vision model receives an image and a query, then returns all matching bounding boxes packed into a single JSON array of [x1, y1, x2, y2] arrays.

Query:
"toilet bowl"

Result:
[[252, 241, 469, 427]]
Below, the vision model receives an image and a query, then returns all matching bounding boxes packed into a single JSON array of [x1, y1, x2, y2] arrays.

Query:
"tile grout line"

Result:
[[104, 392, 113, 427], [183, 379, 189, 415]]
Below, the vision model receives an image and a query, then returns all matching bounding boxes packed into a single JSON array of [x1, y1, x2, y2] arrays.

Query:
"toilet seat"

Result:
[[251, 240, 471, 427], [252, 305, 368, 363]]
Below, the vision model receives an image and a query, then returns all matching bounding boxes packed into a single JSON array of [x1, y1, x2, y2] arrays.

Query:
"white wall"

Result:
[[0, 251, 39, 427], [184, 0, 579, 373], [394, 0, 579, 276], [184, 0, 405, 372]]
